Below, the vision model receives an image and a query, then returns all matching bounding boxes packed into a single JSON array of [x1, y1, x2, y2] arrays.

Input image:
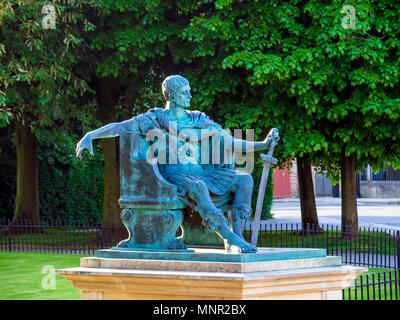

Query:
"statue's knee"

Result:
[[232, 204, 252, 221], [237, 173, 253, 188]]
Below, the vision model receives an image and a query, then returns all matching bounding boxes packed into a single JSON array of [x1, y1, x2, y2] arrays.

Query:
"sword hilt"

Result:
[[260, 134, 279, 164], [260, 153, 277, 165]]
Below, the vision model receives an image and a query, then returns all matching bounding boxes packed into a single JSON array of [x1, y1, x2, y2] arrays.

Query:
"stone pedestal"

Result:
[[56, 248, 366, 300]]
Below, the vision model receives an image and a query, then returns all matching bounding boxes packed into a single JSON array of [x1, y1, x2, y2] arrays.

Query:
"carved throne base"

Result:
[[116, 207, 191, 252]]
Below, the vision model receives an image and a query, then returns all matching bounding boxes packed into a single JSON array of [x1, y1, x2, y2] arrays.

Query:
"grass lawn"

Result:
[[0, 252, 86, 300], [242, 228, 399, 256]]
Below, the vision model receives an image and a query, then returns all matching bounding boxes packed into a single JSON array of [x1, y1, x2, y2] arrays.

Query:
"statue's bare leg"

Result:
[[230, 172, 253, 240], [186, 180, 256, 253]]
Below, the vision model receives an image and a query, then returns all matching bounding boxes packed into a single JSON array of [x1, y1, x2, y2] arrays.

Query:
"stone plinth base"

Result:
[[56, 248, 366, 300]]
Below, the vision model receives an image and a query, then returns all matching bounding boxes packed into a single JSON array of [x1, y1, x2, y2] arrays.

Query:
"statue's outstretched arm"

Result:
[[225, 128, 279, 152], [178, 126, 279, 152], [76, 118, 138, 159]]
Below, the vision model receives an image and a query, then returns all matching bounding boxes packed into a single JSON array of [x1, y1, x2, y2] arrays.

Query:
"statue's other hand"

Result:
[[263, 128, 280, 146], [76, 134, 94, 160]]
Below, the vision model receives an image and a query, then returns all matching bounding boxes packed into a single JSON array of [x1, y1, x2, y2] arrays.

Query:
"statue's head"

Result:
[[162, 75, 191, 108]]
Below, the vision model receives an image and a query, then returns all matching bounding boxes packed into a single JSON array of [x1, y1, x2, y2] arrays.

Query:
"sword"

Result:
[[251, 129, 279, 246]]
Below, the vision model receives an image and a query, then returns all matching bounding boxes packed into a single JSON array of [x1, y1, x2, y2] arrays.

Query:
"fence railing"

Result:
[[342, 269, 400, 300], [244, 222, 400, 270], [1, 219, 399, 269], [0, 219, 127, 256]]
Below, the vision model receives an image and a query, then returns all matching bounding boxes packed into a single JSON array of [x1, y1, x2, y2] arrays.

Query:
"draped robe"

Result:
[[133, 107, 237, 196]]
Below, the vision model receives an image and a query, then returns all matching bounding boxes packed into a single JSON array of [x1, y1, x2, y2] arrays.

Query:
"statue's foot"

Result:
[[232, 226, 246, 242], [232, 219, 248, 242], [233, 237, 257, 253], [219, 225, 257, 253]]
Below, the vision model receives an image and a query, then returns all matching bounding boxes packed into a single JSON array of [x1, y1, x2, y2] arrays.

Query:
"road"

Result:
[[265, 197, 400, 231]]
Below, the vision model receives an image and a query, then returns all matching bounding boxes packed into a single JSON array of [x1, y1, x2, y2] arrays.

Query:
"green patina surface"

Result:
[[96, 247, 327, 263]]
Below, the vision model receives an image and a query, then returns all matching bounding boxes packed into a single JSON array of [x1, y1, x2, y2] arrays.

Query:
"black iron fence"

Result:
[[342, 269, 400, 300], [0, 219, 127, 255], [244, 222, 400, 270], [1, 219, 400, 300], [1, 220, 400, 269]]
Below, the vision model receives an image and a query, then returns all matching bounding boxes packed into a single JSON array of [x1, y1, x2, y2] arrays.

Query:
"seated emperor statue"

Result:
[[76, 75, 278, 253]]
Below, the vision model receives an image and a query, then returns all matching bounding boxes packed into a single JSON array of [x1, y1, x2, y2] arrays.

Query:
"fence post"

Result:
[[396, 231, 400, 270], [99, 224, 104, 249], [306, 223, 310, 248], [7, 219, 12, 251]]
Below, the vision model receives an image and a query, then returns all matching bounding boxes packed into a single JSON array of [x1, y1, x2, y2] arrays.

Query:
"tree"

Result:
[[67, 0, 182, 226], [1, 0, 171, 226], [182, 0, 400, 231], [0, 1, 92, 223], [297, 155, 318, 227], [69, 0, 249, 226]]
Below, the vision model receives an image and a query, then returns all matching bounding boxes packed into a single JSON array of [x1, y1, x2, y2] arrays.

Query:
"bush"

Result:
[[0, 127, 16, 220], [0, 160, 16, 220], [38, 131, 104, 222], [0, 127, 105, 222]]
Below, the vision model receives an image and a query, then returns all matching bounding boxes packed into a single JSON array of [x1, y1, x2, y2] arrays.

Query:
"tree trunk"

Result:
[[13, 120, 39, 224], [296, 155, 319, 229], [341, 152, 358, 233], [101, 137, 121, 227], [100, 137, 127, 245], [93, 77, 125, 247]]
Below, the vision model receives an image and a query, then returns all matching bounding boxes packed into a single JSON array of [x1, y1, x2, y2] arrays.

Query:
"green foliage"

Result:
[[2, 0, 400, 224], [0, 173, 16, 219], [0, 0, 93, 128], [180, 0, 400, 180], [0, 125, 16, 219], [0, 0, 97, 222], [0, 108, 12, 128], [38, 130, 104, 222], [0, 128, 104, 222]]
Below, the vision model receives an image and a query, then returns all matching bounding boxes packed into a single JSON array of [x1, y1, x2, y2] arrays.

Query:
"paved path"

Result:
[[263, 197, 400, 231]]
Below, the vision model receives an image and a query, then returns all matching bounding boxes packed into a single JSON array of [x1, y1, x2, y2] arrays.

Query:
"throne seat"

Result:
[[117, 132, 233, 251]]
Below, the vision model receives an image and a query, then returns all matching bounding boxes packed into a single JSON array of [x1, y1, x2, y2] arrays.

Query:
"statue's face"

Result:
[[171, 84, 191, 108]]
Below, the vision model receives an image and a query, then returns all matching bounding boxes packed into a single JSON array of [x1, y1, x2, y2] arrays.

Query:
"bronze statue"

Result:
[[76, 75, 279, 253]]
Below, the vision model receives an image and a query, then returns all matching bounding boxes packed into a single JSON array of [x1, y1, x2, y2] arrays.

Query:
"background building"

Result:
[[273, 162, 400, 198]]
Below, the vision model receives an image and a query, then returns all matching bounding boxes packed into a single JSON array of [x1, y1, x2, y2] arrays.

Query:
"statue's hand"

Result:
[[263, 128, 280, 147], [76, 133, 94, 160]]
